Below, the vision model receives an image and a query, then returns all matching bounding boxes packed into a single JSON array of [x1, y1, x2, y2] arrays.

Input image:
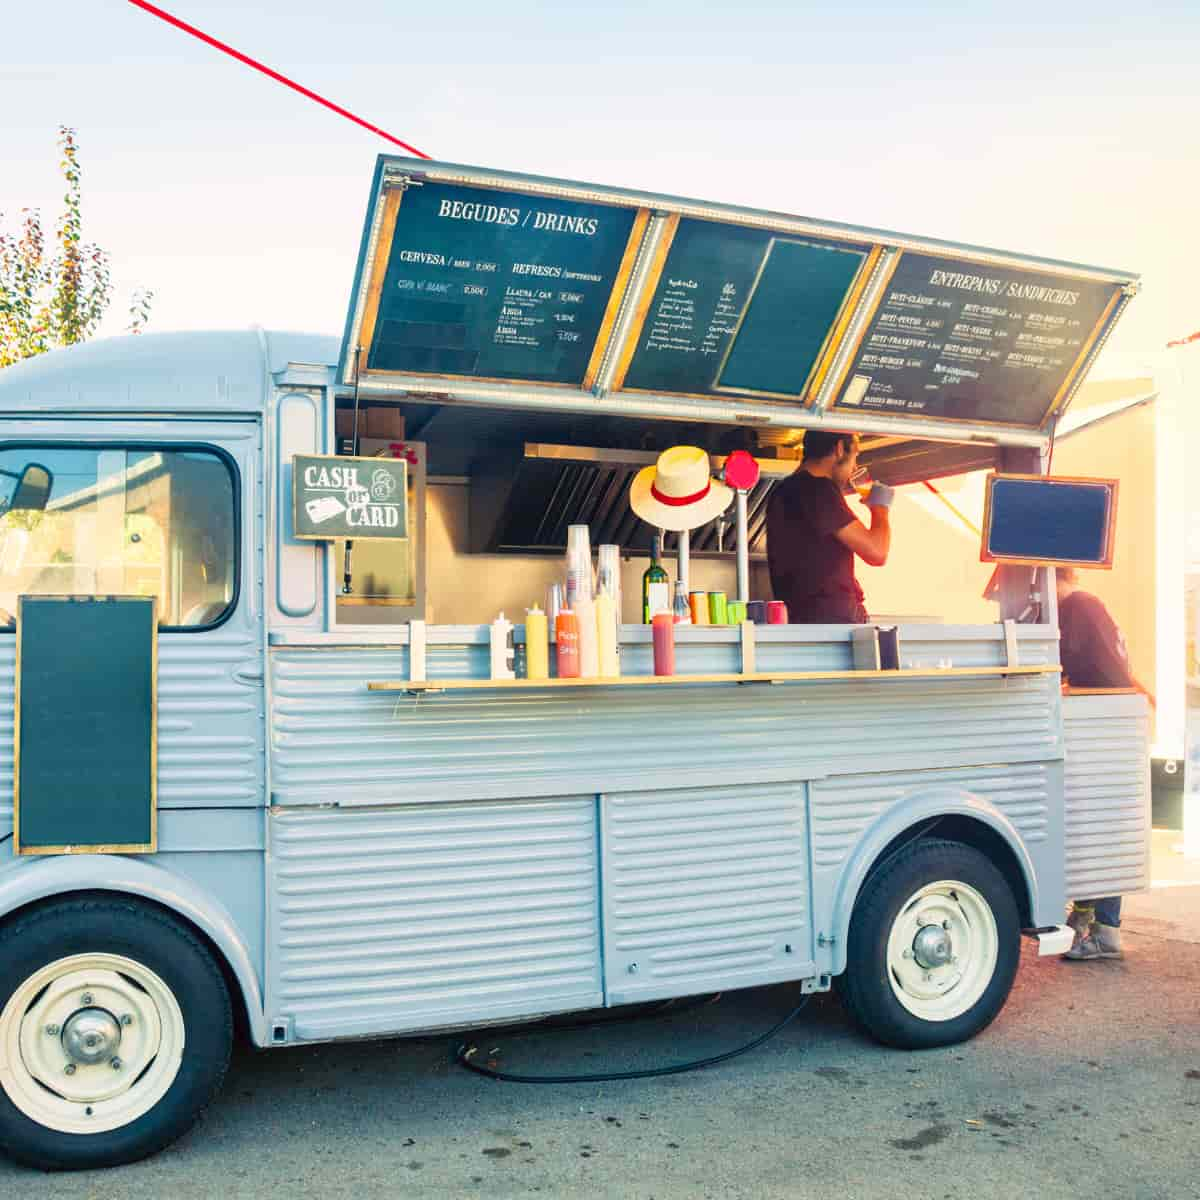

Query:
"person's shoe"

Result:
[[1064, 924, 1124, 961], [1092, 923, 1124, 959]]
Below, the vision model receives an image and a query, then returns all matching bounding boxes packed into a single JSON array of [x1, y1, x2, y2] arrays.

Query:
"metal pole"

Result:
[[736, 491, 749, 603], [677, 529, 690, 595]]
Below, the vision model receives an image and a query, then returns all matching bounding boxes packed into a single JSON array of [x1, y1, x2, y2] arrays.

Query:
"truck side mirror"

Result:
[[9, 464, 52, 512]]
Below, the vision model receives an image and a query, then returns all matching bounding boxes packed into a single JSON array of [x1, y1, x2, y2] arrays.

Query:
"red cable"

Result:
[[127, 0, 430, 159]]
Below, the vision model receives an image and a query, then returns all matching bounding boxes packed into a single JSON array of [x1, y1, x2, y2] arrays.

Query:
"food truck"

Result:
[[0, 158, 1150, 1169]]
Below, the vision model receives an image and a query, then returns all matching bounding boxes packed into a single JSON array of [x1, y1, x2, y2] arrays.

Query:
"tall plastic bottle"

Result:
[[556, 608, 580, 678], [524, 605, 549, 680]]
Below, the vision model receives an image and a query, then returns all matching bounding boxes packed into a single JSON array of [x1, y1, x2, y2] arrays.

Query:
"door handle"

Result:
[[232, 665, 265, 687]]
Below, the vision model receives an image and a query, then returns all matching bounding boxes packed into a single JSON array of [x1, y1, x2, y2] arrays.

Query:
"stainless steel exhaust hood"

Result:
[[467, 439, 999, 555], [469, 444, 795, 556]]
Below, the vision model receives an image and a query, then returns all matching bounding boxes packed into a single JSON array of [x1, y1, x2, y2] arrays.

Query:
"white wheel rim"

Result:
[[885, 880, 998, 1023], [0, 954, 185, 1135]]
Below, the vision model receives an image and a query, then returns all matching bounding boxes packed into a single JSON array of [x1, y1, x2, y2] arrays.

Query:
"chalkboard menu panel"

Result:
[[982, 474, 1117, 567], [620, 218, 869, 400], [833, 252, 1121, 426], [16, 596, 156, 854], [366, 182, 639, 386]]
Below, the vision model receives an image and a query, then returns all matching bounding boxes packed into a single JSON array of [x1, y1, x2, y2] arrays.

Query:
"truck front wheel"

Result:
[[836, 838, 1021, 1049], [0, 896, 232, 1170]]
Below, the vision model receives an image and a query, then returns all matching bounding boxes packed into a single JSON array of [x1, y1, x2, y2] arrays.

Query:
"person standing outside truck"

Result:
[[766, 430, 893, 623], [1058, 565, 1155, 961]]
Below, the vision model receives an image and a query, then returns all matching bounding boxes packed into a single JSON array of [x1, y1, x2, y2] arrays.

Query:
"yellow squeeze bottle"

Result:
[[595, 591, 619, 677], [524, 605, 549, 680]]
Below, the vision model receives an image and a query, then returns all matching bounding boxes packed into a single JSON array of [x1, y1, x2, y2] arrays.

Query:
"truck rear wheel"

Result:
[[836, 838, 1020, 1049], [0, 896, 232, 1170]]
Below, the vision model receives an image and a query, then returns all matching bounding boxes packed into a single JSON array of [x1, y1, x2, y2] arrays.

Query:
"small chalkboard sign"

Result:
[[15, 596, 157, 855], [981, 474, 1118, 568], [293, 453, 408, 541]]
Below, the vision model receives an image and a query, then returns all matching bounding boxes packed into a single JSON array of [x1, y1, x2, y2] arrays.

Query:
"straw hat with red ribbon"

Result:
[[630, 445, 734, 532]]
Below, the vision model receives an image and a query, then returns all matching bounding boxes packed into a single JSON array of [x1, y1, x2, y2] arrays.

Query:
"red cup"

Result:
[[652, 613, 676, 676], [767, 601, 788, 625]]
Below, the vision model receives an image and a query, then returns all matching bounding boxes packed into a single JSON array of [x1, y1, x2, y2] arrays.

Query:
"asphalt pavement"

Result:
[[3, 837, 1199, 1199]]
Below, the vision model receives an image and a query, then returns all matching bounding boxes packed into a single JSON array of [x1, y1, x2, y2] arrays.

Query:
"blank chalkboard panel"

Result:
[[982, 475, 1117, 567], [717, 238, 868, 397], [15, 596, 156, 854]]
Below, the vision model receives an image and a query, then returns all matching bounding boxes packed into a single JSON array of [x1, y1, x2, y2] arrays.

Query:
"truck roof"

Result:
[[0, 329, 339, 416]]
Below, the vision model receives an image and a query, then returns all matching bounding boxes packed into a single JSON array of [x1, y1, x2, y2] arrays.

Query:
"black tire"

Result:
[[0, 895, 233, 1170], [836, 838, 1021, 1049]]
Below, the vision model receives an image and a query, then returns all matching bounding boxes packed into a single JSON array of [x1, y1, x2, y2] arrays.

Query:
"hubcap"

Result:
[[912, 925, 953, 970], [886, 880, 999, 1022], [0, 954, 185, 1135], [62, 1009, 122, 1065]]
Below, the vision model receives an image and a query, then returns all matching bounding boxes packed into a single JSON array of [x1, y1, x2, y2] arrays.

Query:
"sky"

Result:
[[3, 0, 1199, 363]]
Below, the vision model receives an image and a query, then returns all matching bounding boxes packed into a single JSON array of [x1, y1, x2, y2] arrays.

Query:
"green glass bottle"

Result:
[[642, 532, 670, 623]]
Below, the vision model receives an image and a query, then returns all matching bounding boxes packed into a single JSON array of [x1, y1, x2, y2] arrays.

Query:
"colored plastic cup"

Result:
[[727, 601, 747, 625], [708, 591, 728, 626], [767, 600, 788, 625], [747, 600, 767, 625], [688, 591, 709, 625]]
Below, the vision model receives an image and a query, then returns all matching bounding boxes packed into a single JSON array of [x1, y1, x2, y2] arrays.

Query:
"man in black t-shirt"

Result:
[[1057, 566, 1154, 962], [766, 430, 893, 623]]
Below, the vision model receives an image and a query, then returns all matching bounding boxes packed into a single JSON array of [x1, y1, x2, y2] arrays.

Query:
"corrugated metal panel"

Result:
[[271, 647, 1061, 807], [268, 799, 602, 1039], [602, 783, 811, 1004], [810, 763, 1054, 870], [1063, 695, 1151, 898]]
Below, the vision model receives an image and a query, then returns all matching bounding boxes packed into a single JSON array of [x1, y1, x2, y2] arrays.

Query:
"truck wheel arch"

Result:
[[0, 855, 266, 1046], [827, 787, 1038, 977]]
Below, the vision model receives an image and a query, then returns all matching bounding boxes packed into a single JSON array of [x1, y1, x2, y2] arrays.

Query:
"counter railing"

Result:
[[268, 619, 1061, 694]]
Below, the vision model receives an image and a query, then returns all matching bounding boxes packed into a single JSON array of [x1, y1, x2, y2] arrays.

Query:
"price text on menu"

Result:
[[833, 252, 1121, 426], [368, 182, 638, 386]]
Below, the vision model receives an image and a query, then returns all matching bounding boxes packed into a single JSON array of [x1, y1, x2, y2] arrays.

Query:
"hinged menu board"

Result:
[[293, 453, 408, 540], [341, 158, 1138, 437], [344, 171, 645, 390], [831, 252, 1126, 426], [614, 217, 875, 401], [981, 474, 1118, 567]]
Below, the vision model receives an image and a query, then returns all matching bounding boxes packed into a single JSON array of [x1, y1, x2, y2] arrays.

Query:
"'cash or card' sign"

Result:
[[292, 454, 408, 540]]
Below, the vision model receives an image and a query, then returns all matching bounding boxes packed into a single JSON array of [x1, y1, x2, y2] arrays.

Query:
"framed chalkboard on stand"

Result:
[[14, 595, 157, 855], [981, 474, 1119, 568]]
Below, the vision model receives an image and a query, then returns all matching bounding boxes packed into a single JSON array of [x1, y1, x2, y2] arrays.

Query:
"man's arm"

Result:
[[835, 486, 893, 567]]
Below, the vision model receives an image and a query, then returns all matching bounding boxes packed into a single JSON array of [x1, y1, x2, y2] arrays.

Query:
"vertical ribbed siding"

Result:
[[268, 799, 602, 1039], [602, 783, 810, 1004], [1063, 695, 1151, 899]]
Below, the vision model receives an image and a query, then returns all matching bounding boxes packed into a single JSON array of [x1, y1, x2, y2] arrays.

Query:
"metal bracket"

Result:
[[817, 932, 837, 948]]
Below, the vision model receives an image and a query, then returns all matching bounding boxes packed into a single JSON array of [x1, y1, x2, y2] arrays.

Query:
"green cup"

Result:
[[727, 600, 747, 625], [708, 591, 728, 625]]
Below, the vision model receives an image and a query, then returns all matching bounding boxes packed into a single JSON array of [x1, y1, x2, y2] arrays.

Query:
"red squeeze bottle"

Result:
[[556, 609, 581, 678], [652, 612, 675, 677]]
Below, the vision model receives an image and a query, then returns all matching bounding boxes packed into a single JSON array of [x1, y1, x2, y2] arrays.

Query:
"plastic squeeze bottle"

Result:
[[525, 605, 549, 680], [556, 608, 581, 678], [575, 591, 600, 678], [595, 590, 619, 677]]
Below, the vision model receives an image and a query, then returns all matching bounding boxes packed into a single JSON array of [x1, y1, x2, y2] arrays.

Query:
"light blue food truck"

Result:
[[0, 159, 1149, 1168]]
